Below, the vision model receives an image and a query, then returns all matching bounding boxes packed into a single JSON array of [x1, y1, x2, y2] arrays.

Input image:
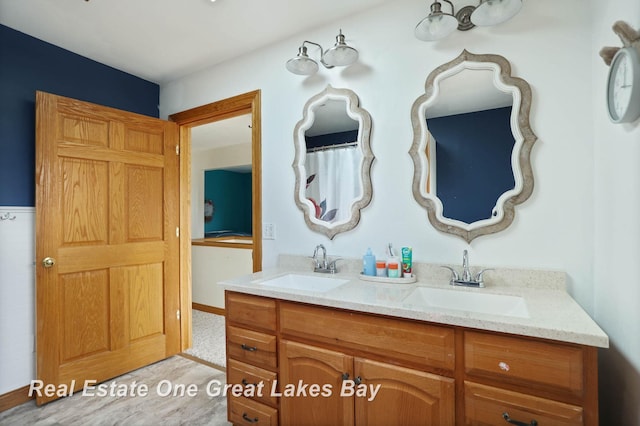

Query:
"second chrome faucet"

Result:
[[442, 250, 491, 288], [312, 244, 341, 274]]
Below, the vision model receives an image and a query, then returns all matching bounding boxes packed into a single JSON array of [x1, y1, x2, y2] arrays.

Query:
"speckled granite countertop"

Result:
[[219, 255, 608, 348]]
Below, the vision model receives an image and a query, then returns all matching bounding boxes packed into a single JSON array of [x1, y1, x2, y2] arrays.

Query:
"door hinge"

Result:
[[176, 227, 180, 237], [175, 145, 180, 155], [176, 310, 181, 320]]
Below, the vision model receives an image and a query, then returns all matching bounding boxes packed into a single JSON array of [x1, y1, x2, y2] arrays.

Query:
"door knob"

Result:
[[42, 257, 56, 268]]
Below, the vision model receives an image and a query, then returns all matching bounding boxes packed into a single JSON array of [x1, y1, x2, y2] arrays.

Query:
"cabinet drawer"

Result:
[[280, 302, 455, 371], [227, 325, 277, 369], [465, 381, 583, 426], [229, 396, 279, 426], [227, 358, 278, 407], [464, 331, 584, 397], [226, 292, 277, 332]]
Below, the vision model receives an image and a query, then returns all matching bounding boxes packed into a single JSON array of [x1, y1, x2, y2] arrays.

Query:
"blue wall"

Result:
[[204, 170, 252, 235], [0, 24, 160, 207], [428, 106, 515, 223]]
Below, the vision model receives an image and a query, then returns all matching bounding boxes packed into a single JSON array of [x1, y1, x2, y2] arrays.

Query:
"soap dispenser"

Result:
[[363, 248, 376, 276]]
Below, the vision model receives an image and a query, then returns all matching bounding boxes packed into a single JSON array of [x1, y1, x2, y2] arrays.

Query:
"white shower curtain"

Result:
[[305, 146, 363, 224]]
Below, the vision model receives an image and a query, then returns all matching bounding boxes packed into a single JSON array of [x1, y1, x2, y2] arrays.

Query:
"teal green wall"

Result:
[[204, 170, 252, 235]]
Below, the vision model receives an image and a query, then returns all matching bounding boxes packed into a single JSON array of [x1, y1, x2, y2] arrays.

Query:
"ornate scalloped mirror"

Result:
[[293, 85, 374, 239], [410, 50, 537, 242]]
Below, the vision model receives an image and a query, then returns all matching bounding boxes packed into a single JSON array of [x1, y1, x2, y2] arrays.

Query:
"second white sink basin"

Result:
[[256, 274, 349, 293], [404, 287, 530, 318]]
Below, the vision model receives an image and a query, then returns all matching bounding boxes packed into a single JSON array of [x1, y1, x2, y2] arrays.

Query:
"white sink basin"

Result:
[[404, 287, 529, 318], [256, 274, 349, 293]]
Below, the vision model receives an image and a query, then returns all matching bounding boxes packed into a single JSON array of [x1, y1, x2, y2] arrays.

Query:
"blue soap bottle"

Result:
[[363, 248, 376, 276]]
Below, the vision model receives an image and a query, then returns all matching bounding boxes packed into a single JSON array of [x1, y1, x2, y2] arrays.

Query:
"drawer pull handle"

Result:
[[342, 373, 350, 381], [241, 344, 258, 352], [242, 413, 259, 423], [498, 361, 510, 372], [502, 412, 538, 426], [242, 378, 258, 386]]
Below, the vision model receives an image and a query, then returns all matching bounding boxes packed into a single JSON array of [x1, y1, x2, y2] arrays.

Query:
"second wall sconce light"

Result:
[[286, 29, 359, 75], [415, 0, 522, 41]]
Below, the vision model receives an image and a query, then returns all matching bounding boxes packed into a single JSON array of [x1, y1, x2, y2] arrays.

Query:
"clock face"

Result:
[[612, 55, 631, 117], [607, 47, 640, 123]]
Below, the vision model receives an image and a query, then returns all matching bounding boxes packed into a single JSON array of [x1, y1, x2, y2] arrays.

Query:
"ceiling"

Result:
[[191, 113, 252, 153], [0, 0, 393, 85]]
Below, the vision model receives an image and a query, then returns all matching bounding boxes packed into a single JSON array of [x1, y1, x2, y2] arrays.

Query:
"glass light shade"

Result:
[[286, 46, 319, 75], [323, 45, 358, 67], [415, 13, 459, 41], [323, 31, 359, 67], [471, 0, 522, 26]]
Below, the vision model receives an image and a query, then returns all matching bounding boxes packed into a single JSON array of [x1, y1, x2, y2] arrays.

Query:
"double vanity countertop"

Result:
[[219, 256, 609, 348]]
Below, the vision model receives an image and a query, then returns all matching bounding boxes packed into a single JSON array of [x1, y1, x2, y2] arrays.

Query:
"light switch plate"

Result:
[[263, 223, 275, 240]]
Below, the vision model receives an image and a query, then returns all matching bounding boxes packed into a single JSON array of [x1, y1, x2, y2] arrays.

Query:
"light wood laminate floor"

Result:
[[0, 356, 230, 425]]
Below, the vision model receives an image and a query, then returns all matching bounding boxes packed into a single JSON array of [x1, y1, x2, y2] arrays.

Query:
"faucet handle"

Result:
[[441, 266, 459, 282], [327, 258, 342, 273], [474, 268, 493, 283]]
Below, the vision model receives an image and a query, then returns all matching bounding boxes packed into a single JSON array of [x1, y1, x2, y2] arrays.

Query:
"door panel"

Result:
[[35, 91, 180, 405], [279, 339, 354, 426], [354, 358, 455, 426], [60, 270, 110, 362]]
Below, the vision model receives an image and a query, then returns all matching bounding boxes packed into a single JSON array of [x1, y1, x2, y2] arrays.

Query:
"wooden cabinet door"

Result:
[[354, 358, 455, 426], [279, 340, 354, 426]]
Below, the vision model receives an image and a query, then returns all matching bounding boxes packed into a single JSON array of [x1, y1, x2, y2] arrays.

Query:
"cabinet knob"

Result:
[[502, 412, 538, 426]]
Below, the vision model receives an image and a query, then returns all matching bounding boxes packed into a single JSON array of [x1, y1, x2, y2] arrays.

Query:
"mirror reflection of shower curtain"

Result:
[[305, 146, 362, 223]]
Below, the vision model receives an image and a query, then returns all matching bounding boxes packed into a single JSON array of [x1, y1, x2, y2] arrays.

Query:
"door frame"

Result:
[[170, 90, 262, 351]]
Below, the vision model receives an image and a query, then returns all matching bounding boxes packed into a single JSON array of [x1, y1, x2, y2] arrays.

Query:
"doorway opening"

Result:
[[170, 90, 262, 351]]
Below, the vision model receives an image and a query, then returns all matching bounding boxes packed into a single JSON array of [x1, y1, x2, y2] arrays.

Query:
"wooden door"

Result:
[[279, 340, 354, 426], [35, 92, 181, 405], [354, 358, 455, 426]]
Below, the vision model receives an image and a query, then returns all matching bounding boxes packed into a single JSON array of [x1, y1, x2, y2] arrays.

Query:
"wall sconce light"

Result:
[[286, 30, 359, 75], [415, 0, 522, 41]]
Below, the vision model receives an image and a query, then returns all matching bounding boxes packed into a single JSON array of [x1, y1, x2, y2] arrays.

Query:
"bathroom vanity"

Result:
[[220, 258, 608, 426]]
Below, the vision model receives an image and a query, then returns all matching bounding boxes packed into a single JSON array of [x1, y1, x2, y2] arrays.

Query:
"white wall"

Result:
[[160, 0, 639, 421], [161, 0, 595, 305], [0, 207, 35, 395], [192, 245, 252, 308], [592, 0, 640, 423]]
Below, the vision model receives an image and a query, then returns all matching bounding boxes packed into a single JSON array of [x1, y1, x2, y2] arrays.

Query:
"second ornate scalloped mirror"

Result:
[[293, 85, 374, 239], [410, 50, 537, 242]]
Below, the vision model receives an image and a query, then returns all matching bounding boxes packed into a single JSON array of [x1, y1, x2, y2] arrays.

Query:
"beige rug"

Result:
[[183, 310, 226, 368]]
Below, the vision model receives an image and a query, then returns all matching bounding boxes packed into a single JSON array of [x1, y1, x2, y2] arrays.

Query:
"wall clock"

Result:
[[606, 46, 640, 123]]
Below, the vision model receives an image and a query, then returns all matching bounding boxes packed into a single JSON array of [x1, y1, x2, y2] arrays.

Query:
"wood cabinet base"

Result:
[[225, 291, 599, 426]]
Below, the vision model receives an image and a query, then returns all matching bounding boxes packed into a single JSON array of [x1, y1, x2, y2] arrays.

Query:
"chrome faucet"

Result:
[[442, 250, 491, 288], [461, 250, 472, 282], [312, 244, 340, 274]]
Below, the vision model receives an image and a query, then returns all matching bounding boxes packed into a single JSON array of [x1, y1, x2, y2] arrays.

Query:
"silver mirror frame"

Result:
[[409, 50, 537, 242], [293, 85, 374, 239]]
